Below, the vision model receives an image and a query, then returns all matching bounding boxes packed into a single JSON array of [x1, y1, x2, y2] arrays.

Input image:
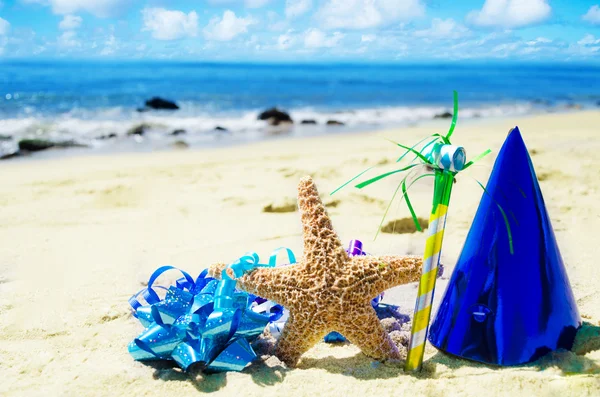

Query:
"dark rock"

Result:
[[0, 151, 21, 160], [144, 97, 179, 110], [269, 119, 293, 127], [54, 140, 88, 149], [258, 107, 293, 125], [300, 119, 317, 125], [17, 139, 87, 152], [171, 140, 189, 150], [0, 134, 12, 141], [18, 139, 56, 152], [127, 123, 151, 136], [170, 129, 186, 136], [326, 120, 345, 126], [214, 126, 228, 132], [96, 133, 118, 140], [434, 111, 453, 119]]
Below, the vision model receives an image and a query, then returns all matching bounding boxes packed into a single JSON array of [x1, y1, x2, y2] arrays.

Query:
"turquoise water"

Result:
[[0, 61, 598, 156]]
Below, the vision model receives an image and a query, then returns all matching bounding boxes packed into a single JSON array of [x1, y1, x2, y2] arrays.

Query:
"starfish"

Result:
[[208, 176, 423, 367]]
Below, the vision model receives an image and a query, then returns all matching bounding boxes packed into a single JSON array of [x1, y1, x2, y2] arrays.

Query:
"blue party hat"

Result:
[[428, 127, 581, 366]]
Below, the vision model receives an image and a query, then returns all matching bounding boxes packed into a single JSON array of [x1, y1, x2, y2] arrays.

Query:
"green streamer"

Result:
[[385, 139, 433, 165], [475, 179, 515, 254], [463, 149, 492, 170], [375, 172, 435, 238], [445, 90, 459, 140], [355, 164, 421, 189], [330, 166, 377, 195]]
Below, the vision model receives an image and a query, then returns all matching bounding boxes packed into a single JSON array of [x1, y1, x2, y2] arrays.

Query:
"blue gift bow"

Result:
[[128, 248, 296, 373]]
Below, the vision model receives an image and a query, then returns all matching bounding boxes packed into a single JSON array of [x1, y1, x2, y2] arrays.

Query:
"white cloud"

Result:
[[266, 10, 288, 31], [526, 37, 551, 45], [467, 0, 551, 28], [582, 5, 600, 25], [277, 30, 296, 50], [304, 28, 344, 48], [316, 0, 425, 29], [0, 17, 9, 36], [204, 10, 255, 41], [141, 8, 198, 41], [414, 18, 470, 39], [361, 34, 376, 43], [100, 34, 118, 55], [59, 14, 82, 30], [577, 34, 600, 46], [569, 34, 600, 57], [57, 30, 80, 47], [23, 0, 124, 18], [285, 0, 312, 19]]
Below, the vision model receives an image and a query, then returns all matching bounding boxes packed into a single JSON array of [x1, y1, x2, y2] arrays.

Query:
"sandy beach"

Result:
[[0, 111, 599, 396]]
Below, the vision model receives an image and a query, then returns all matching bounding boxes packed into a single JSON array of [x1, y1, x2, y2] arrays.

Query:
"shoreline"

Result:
[[1, 108, 596, 164], [0, 110, 599, 396]]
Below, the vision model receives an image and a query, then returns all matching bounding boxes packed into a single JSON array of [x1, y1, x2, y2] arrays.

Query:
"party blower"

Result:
[[333, 91, 498, 372]]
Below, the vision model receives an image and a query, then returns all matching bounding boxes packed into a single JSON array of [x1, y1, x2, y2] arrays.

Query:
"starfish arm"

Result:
[[348, 255, 423, 297], [337, 304, 401, 361], [297, 176, 348, 271], [206, 262, 304, 306], [275, 312, 329, 367], [207, 262, 228, 279]]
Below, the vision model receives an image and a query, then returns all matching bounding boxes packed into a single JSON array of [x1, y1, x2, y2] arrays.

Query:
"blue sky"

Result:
[[0, 0, 599, 61]]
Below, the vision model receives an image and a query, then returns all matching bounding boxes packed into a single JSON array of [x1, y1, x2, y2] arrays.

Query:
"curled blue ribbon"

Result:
[[128, 248, 296, 373]]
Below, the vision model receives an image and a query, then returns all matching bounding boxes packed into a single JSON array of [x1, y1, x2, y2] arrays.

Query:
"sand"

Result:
[[0, 111, 599, 396]]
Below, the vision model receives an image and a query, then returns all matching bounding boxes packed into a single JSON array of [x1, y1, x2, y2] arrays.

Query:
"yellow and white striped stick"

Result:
[[405, 172, 454, 372]]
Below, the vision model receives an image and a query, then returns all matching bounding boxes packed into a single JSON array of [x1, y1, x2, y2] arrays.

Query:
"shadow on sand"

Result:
[[427, 321, 600, 376], [139, 321, 600, 390]]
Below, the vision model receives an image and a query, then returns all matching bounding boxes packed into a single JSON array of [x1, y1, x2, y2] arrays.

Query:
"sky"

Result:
[[0, 0, 599, 61]]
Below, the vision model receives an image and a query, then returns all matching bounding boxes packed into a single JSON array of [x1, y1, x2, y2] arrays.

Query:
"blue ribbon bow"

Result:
[[128, 248, 296, 373]]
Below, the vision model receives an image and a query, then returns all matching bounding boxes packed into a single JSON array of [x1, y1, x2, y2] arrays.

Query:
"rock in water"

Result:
[[300, 119, 317, 125], [214, 126, 229, 132], [18, 139, 56, 152], [171, 140, 189, 150], [0, 134, 12, 141], [17, 139, 87, 152], [326, 120, 345, 126], [170, 129, 186, 136], [144, 97, 179, 110], [96, 133, 118, 140], [127, 123, 151, 136], [434, 111, 453, 119], [258, 107, 293, 126]]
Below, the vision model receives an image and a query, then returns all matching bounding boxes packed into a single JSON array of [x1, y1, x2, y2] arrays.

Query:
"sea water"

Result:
[[0, 61, 599, 156]]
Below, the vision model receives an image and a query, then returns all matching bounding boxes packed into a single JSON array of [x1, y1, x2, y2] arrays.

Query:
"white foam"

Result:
[[0, 102, 539, 149]]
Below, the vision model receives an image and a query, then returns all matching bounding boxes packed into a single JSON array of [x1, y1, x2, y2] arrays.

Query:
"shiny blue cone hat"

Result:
[[428, 127, 581, 366]]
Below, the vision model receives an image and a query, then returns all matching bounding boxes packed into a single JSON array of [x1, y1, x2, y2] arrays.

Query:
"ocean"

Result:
[[1, 61, 599, 158]]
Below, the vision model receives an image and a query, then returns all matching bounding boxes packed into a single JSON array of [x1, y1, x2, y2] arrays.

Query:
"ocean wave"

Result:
[[0, 102, 540, 143]]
